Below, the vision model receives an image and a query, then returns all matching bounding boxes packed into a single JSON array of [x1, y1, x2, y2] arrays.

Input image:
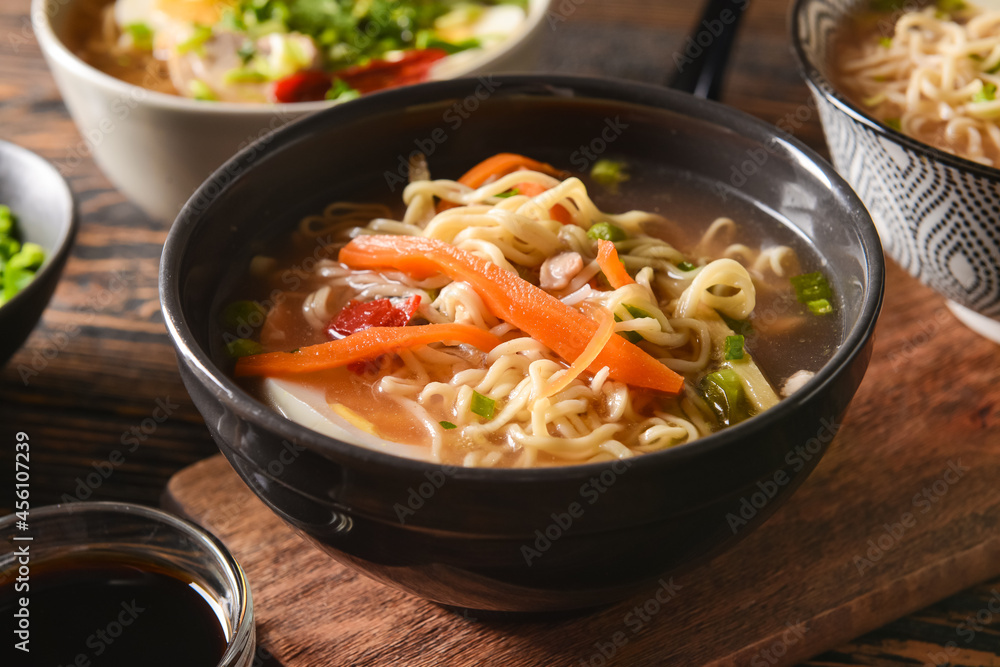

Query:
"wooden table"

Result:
[[2, 0, 999, 664]]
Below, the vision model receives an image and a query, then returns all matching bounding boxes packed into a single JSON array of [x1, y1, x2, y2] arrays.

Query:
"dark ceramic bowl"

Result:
[[0, 140, 76, 367], [160, 75, 883, 612]]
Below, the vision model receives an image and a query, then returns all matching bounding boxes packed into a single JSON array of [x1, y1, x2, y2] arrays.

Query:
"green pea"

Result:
[[587, 222, 627, 243]]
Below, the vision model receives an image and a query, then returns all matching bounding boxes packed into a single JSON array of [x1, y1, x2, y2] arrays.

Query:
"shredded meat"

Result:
[[781, 370, 815, 397], [539, 251, 583, 291]]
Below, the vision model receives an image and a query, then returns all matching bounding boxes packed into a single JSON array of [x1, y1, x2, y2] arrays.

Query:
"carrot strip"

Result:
[[338, 236, 684, 395], [458, 153, 566, 188], [596, 239, 635, 289], [234, 323, 502, 377], [513, 181, 548, 196], [439, 153, 567, 212], [515, 181, 575, 225], [540, 306, 615, 399]]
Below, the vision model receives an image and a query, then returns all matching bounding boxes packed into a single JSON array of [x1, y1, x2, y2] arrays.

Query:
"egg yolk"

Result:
[[154, 0, 231, 25]]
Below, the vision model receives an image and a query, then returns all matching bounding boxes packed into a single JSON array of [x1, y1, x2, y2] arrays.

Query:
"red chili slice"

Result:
[[327, 295, 422, 339], [333, 49, 448, 94], [271, 49, 449, 103], [272, 70, 335, 104]]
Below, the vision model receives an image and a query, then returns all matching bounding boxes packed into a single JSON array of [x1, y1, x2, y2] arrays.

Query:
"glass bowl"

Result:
[[0, 502, 254, 666]]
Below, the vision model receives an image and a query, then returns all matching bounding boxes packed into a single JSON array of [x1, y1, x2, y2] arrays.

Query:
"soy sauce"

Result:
[[1, 555, 228, 667]]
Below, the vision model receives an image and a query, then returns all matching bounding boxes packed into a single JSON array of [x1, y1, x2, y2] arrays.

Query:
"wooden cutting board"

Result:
[[164, 261, 1000, 666]]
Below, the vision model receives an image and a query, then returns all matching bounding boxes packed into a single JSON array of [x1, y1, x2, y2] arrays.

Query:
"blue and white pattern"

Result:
[[793, 0, 1000, 317]]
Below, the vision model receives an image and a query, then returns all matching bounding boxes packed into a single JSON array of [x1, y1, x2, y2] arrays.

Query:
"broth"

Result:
[[221, 155, 842, 467], [65, 0, 176, 94]]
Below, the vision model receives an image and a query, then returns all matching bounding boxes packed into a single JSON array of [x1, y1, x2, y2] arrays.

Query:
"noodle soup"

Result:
[[64, 0, 530, 103], [833, 0, 1000, 167], [221, 154, 841, 468]]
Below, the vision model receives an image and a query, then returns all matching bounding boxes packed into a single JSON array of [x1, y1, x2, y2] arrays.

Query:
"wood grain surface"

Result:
[[1, 0, 1000, 664]]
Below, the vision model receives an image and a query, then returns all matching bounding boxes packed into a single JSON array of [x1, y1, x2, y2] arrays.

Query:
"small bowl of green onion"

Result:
[[0, 140, 77, 366]]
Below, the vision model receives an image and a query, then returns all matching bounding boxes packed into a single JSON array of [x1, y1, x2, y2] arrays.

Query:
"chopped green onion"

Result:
[[719, 312, 754, 337], [0, 237, 20, 263], [189, 80, 217, 101], [9, 243, 44, 272], [878, 36, 892, 48], [863, 93, 887, 107], [586, 222, 627, 243], [884, 117, 902, 131], [807, 298, 833, 315], [677, 261, 696, 271], [237, 39, 256, 64], [0, 205, 13, 235], [223, 67, 268, 84], [496, 188, 520, 198], [790, 271, 833, 303], [177, 24, 213, 55], [470, 391, 496, 420], [613, 304, 656, 342], [439, 421, 458, 430], [4, 246, 41, 292], [415, 31, 482, 54], [316, 27, 337, 48], [613, 314, 643, 343], [226, 338, 264, 358], [936, 0, 965, 13], [623, 304, 652, 320], [2, 263, 33, 303], [124, 22, 154, 51], [0, 207, 45, 306], [724, 335, 745, 361], [590, 159, 629, 187], [222, 300, 267, 332], [974, 82, 997, 103], [326, 78, 360, 102], [791, 271, 835, 315], [700, 368, 749, 427]]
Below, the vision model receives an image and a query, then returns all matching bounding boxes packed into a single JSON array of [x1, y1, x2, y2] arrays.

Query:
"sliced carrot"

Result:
[[439, 153, 567, 212], [234, 323, 502, 377], [513, 181, 548, 197], [596, 239, 635, 289], [458, 153, 566, 188], [515, 181, 575, 225], [540, 305, 615, 399], [338, 236, 684, 395]]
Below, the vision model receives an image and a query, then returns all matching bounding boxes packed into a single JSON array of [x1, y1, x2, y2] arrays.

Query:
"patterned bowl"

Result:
[[791, 0, 1000, 342]]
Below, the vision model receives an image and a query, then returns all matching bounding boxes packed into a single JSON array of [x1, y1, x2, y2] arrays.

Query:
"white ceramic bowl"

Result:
[[32, 0, 551, 222]]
